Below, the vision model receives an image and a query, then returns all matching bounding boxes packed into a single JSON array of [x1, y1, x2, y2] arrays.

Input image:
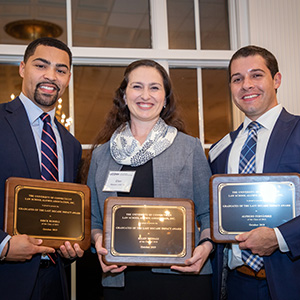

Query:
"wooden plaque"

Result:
[[210, 173, 300, 242], [4, 177, 91, 250], [103, 197, 195, 266]]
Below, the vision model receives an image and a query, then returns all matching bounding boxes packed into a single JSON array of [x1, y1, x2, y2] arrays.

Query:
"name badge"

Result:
[[103, 171, 136, 192]]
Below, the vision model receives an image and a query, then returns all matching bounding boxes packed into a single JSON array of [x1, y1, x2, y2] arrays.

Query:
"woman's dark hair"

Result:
[[80, 59, 186, 183]]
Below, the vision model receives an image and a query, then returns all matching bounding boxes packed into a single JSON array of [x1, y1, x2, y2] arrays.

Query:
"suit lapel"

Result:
[[210, 124, 242, 174], [264, 108, 299, 173], [56, 119, 80, 182], [56, 120, 72, 181], [5, 98, 41, 179]]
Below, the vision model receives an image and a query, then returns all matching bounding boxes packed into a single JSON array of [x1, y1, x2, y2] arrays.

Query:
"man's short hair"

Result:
[[229, 45, 279, 80], [23, 37, 72, 67]]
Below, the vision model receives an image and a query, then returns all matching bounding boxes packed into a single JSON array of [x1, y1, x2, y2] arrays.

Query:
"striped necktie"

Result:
[[40, 113, 58, 181], [239, 121, 261, 174], [239, 121, 264, 272]]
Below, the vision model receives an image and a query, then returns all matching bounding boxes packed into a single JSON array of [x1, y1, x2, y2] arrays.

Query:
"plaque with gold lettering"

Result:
[[210, 173, 300, 242], [103, 197, 194, 266], [4, 177, 91, 250]]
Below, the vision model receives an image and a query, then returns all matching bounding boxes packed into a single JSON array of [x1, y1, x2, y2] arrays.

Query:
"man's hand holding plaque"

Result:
[[235, 227, 278, 256], [2, 234, 55, 262], [58, 240, 84, 259]]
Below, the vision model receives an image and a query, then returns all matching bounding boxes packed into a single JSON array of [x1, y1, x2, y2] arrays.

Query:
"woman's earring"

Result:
[[123, 95, 127, 105]]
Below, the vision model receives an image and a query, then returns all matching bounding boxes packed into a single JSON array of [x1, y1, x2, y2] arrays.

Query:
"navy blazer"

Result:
[[0, 98, 82, 299], [209, 108, 300, 300]]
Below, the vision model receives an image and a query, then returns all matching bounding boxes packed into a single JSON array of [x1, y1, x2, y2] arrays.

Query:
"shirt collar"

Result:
[[242, 104, 282, 132], [19, 92, 57, 126]]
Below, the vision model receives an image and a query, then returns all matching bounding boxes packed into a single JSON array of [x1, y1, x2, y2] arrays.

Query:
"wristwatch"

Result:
[[197, 237, 216, 253]]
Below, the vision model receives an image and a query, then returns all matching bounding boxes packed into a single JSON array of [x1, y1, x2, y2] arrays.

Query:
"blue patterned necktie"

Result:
[[239, 121, 264, 272], [239, 121, 261, 174], [40, 113, 58, 181]]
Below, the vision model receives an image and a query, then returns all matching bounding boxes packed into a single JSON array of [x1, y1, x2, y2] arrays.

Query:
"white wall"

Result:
[[247, 0, 300, 114]]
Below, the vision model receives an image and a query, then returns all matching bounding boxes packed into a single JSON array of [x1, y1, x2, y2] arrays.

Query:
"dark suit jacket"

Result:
[[209, 108, 300, 300], [0, 97, 82, 299]]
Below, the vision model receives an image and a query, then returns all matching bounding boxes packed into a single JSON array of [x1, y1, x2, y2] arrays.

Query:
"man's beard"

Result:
[[34, 82, 60, 107]]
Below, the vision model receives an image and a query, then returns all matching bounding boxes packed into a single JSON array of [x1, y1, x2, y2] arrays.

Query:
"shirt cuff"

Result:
[[274, 227, 289, 252], [0, 235, 11, 257]]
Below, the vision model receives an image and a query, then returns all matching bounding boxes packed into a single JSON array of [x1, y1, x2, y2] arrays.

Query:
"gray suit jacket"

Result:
[[87, 131, 212, 287]]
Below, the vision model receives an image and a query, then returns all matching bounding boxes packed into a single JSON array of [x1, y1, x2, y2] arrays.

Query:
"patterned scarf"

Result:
[[110, 118, 177, 166]]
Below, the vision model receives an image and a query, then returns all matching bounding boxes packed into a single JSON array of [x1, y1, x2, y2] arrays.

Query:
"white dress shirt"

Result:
[[227, 104, 289, 269]]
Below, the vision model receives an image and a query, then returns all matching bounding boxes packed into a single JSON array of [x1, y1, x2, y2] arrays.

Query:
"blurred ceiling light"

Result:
[[5, 19, 63, 40]]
